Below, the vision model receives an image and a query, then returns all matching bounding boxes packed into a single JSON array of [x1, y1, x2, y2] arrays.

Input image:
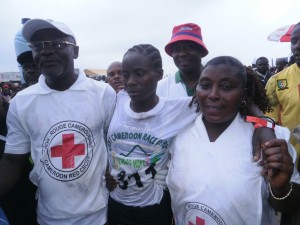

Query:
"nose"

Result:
[[114, 73, 122, 80], [208, 86, 220, 101], [40, 47, 55, 55], [125, 75, 137, 86]]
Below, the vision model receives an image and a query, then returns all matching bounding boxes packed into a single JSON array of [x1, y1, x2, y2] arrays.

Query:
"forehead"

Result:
[[107, 63, 121, 72], [201, 64, 241, 80], [276, 58, 284, 63], [257, 59, 268, 64], [31, 28, 72, 42], [122, 52, 152, 68]]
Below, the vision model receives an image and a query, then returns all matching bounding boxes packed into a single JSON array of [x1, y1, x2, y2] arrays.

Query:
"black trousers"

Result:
[[107, 191, 173, 225]]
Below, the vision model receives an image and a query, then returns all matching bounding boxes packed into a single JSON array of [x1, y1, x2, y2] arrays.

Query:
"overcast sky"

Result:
[[0, 0, 299, 75]]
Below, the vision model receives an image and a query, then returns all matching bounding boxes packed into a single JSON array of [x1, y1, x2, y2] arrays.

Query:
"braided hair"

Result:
[[124, 44, 162, 71], [189, 56, 272, 115]]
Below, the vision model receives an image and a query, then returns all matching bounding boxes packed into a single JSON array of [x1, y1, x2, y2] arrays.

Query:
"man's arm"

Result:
[[0, 153, 29, 198], [268, 182, 300, 213], [261, 139, 300, 213]]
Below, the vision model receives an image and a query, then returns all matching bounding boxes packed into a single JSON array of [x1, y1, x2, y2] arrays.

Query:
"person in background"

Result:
[[254, 56, 273, 87], [106, 61, 124, 92], [17, 51, 41, 87], [14, 18, 41, 88], [1, 84, 11, 103], [157, 23, 207, 98], [0, 18, 115, 225], [275, 57, 288, 74], [265, 21, 300, 225], [266, 22, 300, 167], [167, 56, 300, 225]]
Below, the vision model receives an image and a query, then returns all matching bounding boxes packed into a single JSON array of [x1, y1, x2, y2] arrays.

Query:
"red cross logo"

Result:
[[51, 133, 85, 169], [189, 216, 205, 225]]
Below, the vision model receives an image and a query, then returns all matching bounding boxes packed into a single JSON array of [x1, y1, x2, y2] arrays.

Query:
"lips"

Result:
[[204, 105, 223, 113], [113, 81, 123, 86], [40, 58, 60, 67], [126, 89, 141, 97]]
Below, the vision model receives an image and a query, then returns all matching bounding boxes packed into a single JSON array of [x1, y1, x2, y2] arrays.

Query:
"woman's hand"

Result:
[[105, 166, 118, 192]]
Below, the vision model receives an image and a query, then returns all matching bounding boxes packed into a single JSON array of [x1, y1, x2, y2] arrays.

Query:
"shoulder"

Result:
[[158, 74, 176, 86]]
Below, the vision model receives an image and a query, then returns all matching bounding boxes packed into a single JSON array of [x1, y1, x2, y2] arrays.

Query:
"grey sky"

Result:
[[0, 0, 299, 75]]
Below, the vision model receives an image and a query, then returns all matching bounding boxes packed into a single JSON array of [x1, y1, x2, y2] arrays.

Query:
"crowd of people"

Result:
[[0, 18, 299, 225]]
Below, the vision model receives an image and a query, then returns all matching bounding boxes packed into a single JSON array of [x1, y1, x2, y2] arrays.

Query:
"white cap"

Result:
[[22, 19, 76, 43], [14, 28, 31, 57]]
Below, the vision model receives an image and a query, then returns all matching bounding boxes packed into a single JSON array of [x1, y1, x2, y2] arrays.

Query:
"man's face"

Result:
[[170, 41, 203, 74], [275, 58, 286, 71], [22, 62, 41, 86], [256, 59, 269, 74], [291, 25, 300, 67], [30, 29, 78, 83], [106, 62, 123, 92]]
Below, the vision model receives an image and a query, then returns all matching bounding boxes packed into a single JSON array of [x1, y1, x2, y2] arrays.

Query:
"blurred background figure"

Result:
[[1, 84, 11, 103], [14, 18, 41, 88], [253, 56, 273, 87], [275, 57, 288, 74], [106, 61, 123, 92]]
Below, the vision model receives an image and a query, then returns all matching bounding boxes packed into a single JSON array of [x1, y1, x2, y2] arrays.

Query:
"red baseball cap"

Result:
[[165, 23, 208, 57]]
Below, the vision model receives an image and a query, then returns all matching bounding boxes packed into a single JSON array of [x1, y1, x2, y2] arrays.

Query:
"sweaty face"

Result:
[[31, 29, 78, 82], [291, 25, 300, 67], [196, 64, 245, 124], [171, 41, 202, 74], [256, 59, 269, 74], [106, 62, 123, 92], [122, 52, 161, 107]]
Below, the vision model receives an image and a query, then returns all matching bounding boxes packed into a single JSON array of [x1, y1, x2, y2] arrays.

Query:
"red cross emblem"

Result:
[[189, 216, 205, 225], [51, 133, 85, 169]]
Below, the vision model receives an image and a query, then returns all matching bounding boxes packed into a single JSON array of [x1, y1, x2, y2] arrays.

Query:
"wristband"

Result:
[[246, 116, 275, 129]]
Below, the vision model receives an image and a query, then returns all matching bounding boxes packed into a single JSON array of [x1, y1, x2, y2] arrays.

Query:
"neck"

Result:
[[46, 72, 78, 91], [130, 95, 159, 113], [180, 70, 201, 89], [202, 116, 236, 142]]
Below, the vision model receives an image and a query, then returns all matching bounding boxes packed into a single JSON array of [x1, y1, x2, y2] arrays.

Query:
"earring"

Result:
[[240, 100, 247, 108]]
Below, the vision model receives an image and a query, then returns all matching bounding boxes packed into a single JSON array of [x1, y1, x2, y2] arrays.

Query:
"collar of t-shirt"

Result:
[[36, 71, 88, 94], [175, 71, 195, 96]]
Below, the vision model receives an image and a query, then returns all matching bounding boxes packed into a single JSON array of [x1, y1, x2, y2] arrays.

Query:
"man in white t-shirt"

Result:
[[0, 19, 116, 225], [157, 23, 208, 98]]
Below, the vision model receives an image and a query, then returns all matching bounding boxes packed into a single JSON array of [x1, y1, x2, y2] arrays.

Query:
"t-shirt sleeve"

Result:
[[5, 100, 30, 154]]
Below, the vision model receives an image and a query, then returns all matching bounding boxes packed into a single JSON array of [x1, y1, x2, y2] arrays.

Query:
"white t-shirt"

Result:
[[5, 72, 116, 225], [157, 73, 189, 98], [107, 90, 197, 207], [167, 114, 300, 225]]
